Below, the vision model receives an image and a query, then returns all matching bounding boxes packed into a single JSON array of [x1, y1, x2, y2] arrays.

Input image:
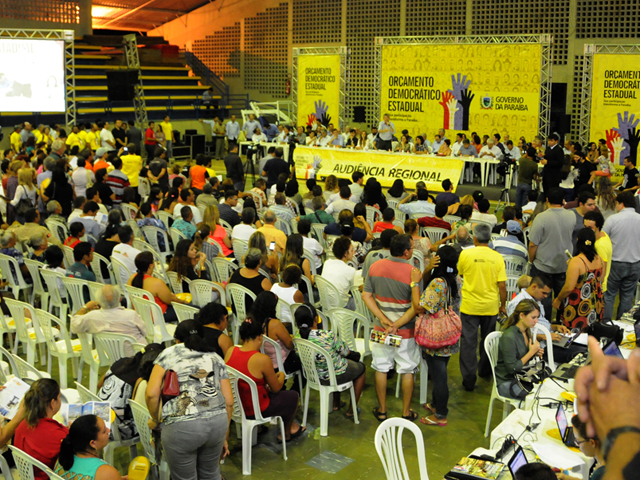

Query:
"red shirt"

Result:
[[93, 160, 110, 173], [417, 216, 451, 231], [15, 418, 69, 480], [190, 165, 208, 191], [145, 127, 156, 145], [226, 348, 269, 416], [373, 221, 395, 233], [64, 237, 80, 248]]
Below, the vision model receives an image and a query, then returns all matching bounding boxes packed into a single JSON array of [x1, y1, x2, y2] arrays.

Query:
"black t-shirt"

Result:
[[224, 153, 244, 183], [623, 167, 639, 190], [112, 127, 127, 147], [218, 203, 241, 227], [95, 182, 114, 207], [202, 326, 224, 358], [149, 158, 169, 189], [262, 158, 290, 188]]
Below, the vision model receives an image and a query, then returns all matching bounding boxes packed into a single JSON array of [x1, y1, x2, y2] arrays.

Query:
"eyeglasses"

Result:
[[574, 438, 591, 445]]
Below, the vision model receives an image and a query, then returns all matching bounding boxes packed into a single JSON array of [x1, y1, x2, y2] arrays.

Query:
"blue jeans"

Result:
[[166, 140, 173, 159], [424, 354, 450, 418], [515, 183, 532, 208], [604, 261, 640, 319]]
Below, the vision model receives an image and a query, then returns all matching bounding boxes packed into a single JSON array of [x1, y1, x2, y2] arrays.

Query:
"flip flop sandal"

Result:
[[373, 407, 387, 422], [420, 415, 447, 427], [402, 410, 419, 422], [289, 426, 306, 441], [423, 403, 436, 414]]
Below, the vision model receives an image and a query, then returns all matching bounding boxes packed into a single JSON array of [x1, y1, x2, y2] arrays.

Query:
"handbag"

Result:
[[161, 369, 180, 404], [414, 286, 462, 349], [15, 186, 34, 217]]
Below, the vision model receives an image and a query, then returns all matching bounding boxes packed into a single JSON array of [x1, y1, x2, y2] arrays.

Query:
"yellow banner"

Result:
[[590, 54, 640, 165], [379, 43, 542, 142], [293, 146, 465, 191], [297, 54, 341, 129]]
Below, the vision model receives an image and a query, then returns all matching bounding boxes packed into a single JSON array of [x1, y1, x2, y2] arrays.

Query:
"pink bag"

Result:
[[414, 287, 462, 349]]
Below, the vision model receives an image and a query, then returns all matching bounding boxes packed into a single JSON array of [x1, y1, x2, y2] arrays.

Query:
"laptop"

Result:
[[555, 404, 576, 447], [603, 339, 624, 359], [507, 446, 528, 477], [552, 331, 580, 348]]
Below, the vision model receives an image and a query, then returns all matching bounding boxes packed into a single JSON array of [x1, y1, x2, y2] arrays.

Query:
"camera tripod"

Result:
[[494, 163, 515, 213]]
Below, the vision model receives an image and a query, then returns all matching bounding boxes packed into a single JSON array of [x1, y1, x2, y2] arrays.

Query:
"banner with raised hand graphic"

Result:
[[379, 43, 542, 141], [296, 54, 341, 128], [590, 54, 640, 165]]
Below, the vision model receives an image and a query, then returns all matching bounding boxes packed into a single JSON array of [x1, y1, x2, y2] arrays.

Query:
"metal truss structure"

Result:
[[373, 34, 552, 139], [0, 28, 75, 125], [123, 34, 148, 129], [578, 44, 640, 145], [291, 46, 349, 128]]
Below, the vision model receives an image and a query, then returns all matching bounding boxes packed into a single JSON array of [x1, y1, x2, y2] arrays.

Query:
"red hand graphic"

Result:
[[439, 91, 453, 130]]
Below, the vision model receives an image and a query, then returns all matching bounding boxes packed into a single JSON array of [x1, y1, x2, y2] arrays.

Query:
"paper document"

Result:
[[531, 441, 583, 470], [62, 401, 112, 429], [573, 333, 589, 346], [0, 377, 30, 419]]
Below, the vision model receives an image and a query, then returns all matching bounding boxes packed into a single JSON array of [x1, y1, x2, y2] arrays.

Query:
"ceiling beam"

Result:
[[93, 17, 161, 25], [97, 0, 163, 29], [92, 2, 189, 15]]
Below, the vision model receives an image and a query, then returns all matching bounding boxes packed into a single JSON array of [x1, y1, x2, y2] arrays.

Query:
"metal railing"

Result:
[[183, 51, 229, 99]]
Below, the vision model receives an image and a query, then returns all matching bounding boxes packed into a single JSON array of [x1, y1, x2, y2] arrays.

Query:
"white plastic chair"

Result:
[[443, 215, 461, 226], [315, 276, 343, 311], [232, 238, 249, 265], [227, 366, 288, 475], [534, 323, 556, 372], [227, 284, 256, 344], [111, 257, 133, 305], [36, 309, 81, 389], [506, 276, 519, 300], [366, 206, 381, 228], [327, 308, 373, 359], [9, 445, 63, 480], [45, 218, 68, 244], [61, 245, 75, 270], [38, 268, 69, 321], [173, 303, 200, 323], [503, 255, 528, 277], [76, 333, 105, 393], [11, 353, 51, 381], [90, 251, 112, 285], [166, 271, 185, 294], [169, 227, 187, 246], [23, 259, 49, 309], [4, 298, 53, 366], [0, 346, 18, 383], [156, 210, 173, 229], [419, 227, 449, 244], [411, 250, 425, 272], [124, 284, 154, 302], [484, 331, 522, 437], [261, 335, 304, 404], [190, 279, 225, 307], [310, 223, 326, 246], [211, 257, 238, 283], [130, 296, 176, 345], [0, 254, 32, 302], [374, 418, 430, 480], [61, 277, 102, 316], [94, 332, 137, 365], [140, 225, 172, 263], [294, 337, 359, 437], [120, 203, 138, 221], [128, 400, 170, 480], [274, 218, 293, 236], [127, 219, 143, 240]]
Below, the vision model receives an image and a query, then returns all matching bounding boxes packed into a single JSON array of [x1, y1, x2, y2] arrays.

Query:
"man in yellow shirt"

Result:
[[457, 222, 507, 391], [33, 124, 45, 144], [85, 123, 100, 151], [78, 123, 89, 151], [584, 210, 612, 293], [10, 126, 22, 153], [120, 143, 143, 188], [160, 115, 175, 160], [66, 125, 84, 151], [257, 210, 287, 253]]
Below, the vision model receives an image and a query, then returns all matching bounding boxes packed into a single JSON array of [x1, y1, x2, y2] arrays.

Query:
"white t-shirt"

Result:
[[71, 168, 96, 198], [232, 223, 256, 242], [321, 259, 355, 307], [270, 283, 298, 323], [172, 203, 202, 225], [112, 243, 141, 285], [471, 211, 498, 228], [327, 192, 358, 204], [302, 236, 323, 270], [100, 129, 115, 151]]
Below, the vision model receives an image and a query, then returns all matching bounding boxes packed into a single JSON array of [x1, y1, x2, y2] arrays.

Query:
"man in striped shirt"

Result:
[[363, 234, 422, 422], [105, 157, 130, 207]]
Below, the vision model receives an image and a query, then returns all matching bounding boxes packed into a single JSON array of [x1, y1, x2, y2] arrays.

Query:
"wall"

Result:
[[142, 0, 640, 138], [0, 0, 92, 37]]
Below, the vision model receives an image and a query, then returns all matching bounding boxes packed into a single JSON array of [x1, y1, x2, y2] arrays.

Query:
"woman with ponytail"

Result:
[[409, 246, 461, 427], [295, 303, 365, 418], [126, 251, 186, 323], [146, 320, 233, 480], [54, 415, 121, 480], [225, 316, 304, 442], [553, 227, 604, 331], [14, 379, 68, 480]]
